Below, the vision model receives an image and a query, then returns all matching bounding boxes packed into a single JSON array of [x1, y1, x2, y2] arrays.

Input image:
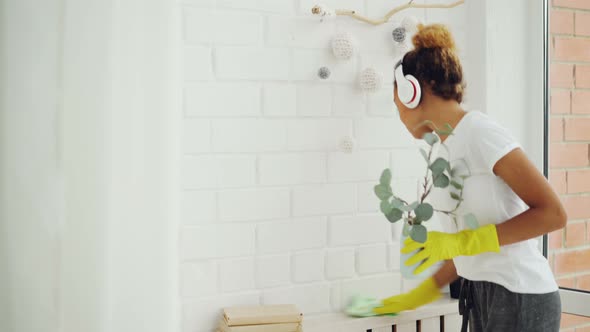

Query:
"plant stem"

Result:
[[419, 145, 434, 203]]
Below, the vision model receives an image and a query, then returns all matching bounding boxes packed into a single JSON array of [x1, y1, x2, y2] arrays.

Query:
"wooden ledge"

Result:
[[302, 297, 459, 332]]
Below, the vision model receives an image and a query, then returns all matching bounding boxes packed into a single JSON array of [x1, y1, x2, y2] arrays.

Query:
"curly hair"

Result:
[[402, 24, 465, 103]]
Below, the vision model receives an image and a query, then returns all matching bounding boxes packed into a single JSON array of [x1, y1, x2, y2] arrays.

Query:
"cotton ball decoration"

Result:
[[331, 32, 355, 60], [392, 17, 421, 57], [339, 135, 356, 154], [392, 27, 406, 43], [317, 66, 331, 79], [358, 67, 383, 93]]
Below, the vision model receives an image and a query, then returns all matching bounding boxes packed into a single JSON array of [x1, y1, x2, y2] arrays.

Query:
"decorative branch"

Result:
[[311, 0, 465, 26]]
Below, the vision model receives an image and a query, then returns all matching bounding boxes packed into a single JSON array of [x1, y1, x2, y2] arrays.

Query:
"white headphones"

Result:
[[394, 60, 422, 109]]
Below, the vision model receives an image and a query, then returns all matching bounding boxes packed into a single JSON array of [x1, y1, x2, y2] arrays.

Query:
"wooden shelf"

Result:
[[302, 297, 459, 332]]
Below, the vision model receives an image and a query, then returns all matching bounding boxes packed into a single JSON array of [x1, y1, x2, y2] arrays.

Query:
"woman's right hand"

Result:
[[373, 277, 442, 314]]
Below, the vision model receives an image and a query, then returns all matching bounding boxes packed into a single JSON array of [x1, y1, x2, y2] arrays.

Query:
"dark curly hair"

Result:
[[402, 24, 465, 103]]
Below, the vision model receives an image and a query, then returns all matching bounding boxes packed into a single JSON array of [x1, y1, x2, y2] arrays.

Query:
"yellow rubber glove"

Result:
[[403, 224, 500, 275], [372, 277, 441, 315]]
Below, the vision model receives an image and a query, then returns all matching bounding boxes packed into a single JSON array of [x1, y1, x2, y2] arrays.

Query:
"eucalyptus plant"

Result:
[[374, 123, 478, 243]]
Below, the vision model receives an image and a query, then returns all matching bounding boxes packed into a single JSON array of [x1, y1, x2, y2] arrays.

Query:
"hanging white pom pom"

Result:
[[401, 16, 420, 35], [331, 32, 355, 60], [339, 135, 356, 154], [358, 67, 383, 93]]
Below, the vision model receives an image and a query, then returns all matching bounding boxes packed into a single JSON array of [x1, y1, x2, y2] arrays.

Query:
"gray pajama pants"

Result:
[[459, 279, 561, 332]]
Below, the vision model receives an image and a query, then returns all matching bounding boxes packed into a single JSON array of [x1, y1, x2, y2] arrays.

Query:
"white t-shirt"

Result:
[[429, 111, 558, 294]]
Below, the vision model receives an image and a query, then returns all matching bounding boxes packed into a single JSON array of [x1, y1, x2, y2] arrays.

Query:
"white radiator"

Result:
[[302, 298, 462, 332]]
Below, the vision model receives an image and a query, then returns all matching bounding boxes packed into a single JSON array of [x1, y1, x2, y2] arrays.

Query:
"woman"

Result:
[[373, 24, 566, 332]]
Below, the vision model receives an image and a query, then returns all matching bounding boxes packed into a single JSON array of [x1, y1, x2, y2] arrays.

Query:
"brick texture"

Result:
[[549, 4, 590, 331], [551, 9, 574, 34]]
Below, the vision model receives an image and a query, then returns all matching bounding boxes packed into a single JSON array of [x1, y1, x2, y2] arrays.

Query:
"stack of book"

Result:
[[217, 304, 303, 332]]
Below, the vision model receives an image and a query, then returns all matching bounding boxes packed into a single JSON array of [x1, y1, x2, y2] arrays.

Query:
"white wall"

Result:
[[0, 1, 545, 332], [178, 1, 468, 331], [1, 1, 179, 332], [0, 1, 64, 331], [482, 0, 545, 168]]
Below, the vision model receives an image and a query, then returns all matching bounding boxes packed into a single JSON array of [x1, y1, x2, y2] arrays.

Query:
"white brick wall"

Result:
[[182, 155, 256, 189], [257, 218, 327, 254], [211, 119, 286, 152], [292, 184, 355, 216], [181, 224, 255, 260], [333, 84, 365, 116], [218, 0, 293, 13], [296, 84, 332, 116], [178, 2, 467, 330], [258, 152, 326, 185], [287, 119, 351, 151], [184, 83, 260, 117], [329, 215, 390, 246], [262, 283, 331, 314], [184, 46, 212, 81], [216, 47, 290, 80], [292, 250, 325, 282], [183, 119, 210, 153], [356, 244, 388, 275], [266, 16, 335, 48], [219, 257, 256, 292], [356, 118, 415, 149], [183, 8, 262, 45], [262, 83, 296, 117], [181, 190, 216, 225], [256, 255, 291, 288], [181, 261, 218, 297], [218, 188, 290, 222], [327, 151, 389, 182], [325, 249, 355, 280]]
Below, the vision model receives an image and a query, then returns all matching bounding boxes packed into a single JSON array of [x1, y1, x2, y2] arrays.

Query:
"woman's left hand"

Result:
[[402, 224, 501, 275]]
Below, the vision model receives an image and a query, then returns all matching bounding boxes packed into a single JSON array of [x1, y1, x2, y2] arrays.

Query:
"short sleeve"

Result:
[[468, 116, 522, 174]]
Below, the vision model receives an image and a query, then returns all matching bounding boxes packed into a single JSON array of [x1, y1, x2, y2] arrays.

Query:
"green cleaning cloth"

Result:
[[344, 295, 398, 317]]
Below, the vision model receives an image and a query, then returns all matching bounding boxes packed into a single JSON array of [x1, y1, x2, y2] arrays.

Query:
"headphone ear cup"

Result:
[[395, 73, 413, 105], [404, 75, 421, 109]]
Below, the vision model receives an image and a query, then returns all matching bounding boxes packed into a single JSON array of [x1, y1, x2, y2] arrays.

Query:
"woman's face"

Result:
[[394, 84, 428, 139]]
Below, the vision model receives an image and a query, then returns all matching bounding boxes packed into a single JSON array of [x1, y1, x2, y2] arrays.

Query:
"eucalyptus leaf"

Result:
[[429, 158, 449, 177], [419, 148, 429, 163], [435, 123, 454, 136], [450, 180, 463, 190], [423, 132, 439, 146], [410, 224, 427, 243], [402, 222, 410, 236], [374, 184, 393, 201], [464, 213, 479, 230], [414, 203, 434, 222], [380, 199, 393, 215], [380, 168, 392, 186], [443, 123, 454, 134], [386, 208, 403, 223], [401, 201, 419, 212], [391, 197, 404, 209], [450, 192, 462, 201], [433, 173, 450, 188]]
